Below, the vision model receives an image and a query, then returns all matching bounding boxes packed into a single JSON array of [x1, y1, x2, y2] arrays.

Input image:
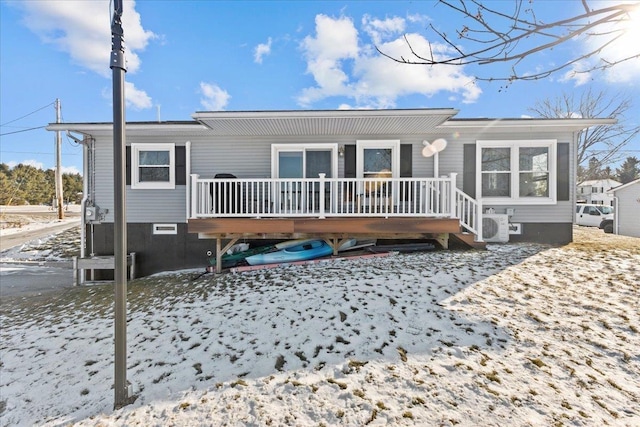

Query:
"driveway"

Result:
[[1, 207, 81, 298], [0, 262, 75, 297]]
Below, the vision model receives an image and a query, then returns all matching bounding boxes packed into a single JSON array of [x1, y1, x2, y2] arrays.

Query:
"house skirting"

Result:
[[507, 223, 573, 244], [83, 220, 572, 279], [85, 223, 213, 280]]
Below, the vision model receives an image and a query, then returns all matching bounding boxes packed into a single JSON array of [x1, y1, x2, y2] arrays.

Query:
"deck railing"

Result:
[[189, 173, 480, 225]]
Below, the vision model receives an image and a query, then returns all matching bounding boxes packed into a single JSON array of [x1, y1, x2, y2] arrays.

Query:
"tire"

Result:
[[603, 222, 614, 234]]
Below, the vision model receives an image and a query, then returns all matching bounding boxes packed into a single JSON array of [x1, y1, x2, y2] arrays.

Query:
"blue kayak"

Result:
[[245, 239, 334, 266]]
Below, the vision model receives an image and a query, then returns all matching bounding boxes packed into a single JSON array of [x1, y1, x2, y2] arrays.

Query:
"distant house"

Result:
[[577, 179, 621, 206], [609, 179, 640, 237], [47, 109, 614, 277]]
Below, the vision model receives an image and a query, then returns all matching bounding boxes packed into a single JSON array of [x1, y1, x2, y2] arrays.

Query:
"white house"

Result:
[[577, 179, 621, 205], [609, 179, 640, 237]]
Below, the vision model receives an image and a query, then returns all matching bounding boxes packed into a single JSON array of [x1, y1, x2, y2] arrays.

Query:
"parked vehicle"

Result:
[[575, 204, 614, 231]]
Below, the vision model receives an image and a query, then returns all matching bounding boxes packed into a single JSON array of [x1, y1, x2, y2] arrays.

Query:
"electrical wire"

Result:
[[0, 101, 55, 127], [0, 126, 47, 137]]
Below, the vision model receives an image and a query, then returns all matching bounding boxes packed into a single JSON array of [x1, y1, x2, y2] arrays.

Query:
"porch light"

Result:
[[338, 145, 345, 157]]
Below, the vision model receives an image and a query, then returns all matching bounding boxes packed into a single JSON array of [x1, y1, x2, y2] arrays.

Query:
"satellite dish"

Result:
[[432, 138, 447, 152], [422, 141, 437, 157], [422, 141, 436, 157], [421, 139, 447, 157]]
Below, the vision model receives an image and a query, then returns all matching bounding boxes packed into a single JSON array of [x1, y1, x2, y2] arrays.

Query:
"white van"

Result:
[[575, 204, 614, 231]]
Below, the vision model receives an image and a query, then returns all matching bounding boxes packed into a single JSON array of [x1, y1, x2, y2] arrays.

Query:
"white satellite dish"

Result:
[[422, 139, 447, 158], [432, 138, 447, 152], [422, 141, 436, 157]]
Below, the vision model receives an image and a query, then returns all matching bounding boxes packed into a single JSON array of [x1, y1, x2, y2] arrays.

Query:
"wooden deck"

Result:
[[188, 217, 461, 239], [188, 217, 467, 272]]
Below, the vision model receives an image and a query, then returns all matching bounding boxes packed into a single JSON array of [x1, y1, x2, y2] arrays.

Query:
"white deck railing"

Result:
[[190, 172, 480, 230]]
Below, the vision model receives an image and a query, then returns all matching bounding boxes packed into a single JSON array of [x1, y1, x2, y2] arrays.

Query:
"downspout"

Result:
[[68, 131, 94, 284], [613, 196, 619, 234]]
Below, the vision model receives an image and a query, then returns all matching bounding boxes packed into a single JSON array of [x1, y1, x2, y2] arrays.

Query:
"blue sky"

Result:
[[1, 0, 638, 174]]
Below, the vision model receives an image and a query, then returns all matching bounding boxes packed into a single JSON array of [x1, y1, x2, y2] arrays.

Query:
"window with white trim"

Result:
[[271, 144, 338, 178], [477, 140, 557, 204], [356, 140, 400, 179], [131, 143, 175, 189]]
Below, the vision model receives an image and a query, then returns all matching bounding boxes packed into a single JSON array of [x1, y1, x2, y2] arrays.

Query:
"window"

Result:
[[356, 140, 400, 179], [131, 143, 175, 189], [477, 140, 556, 204], [271, 144, 337, 179]]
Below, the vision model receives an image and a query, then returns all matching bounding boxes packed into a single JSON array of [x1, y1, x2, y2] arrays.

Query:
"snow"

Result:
[[1, 226, 639, 426], [0, 205, 80, 238]]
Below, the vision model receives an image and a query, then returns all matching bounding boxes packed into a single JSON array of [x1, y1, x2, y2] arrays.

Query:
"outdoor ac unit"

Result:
[[482, 214, 509, 243]]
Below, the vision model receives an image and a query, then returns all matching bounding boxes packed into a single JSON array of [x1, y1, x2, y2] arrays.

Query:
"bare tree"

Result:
[[378, 0, 639, 84], [528, 88, 640, 183]]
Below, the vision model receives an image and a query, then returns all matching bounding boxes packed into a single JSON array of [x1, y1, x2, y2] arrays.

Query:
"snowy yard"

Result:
[[1, 226, 639, 426]]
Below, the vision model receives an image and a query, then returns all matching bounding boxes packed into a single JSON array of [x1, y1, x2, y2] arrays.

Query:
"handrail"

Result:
[[454, 188, 482, 241], [190, 174, 465, 219]]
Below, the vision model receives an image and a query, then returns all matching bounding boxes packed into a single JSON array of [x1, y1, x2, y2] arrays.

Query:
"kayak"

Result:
[[208, 238, 358, 268], [207, 244, 275, 269], [245, 239, 333, 266]]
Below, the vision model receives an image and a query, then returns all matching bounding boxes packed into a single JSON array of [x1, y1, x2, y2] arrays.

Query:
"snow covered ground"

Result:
[[1, 226, 639, 426]]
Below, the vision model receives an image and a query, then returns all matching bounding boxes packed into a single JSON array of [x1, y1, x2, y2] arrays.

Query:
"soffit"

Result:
[[193, 109, 458, 136]]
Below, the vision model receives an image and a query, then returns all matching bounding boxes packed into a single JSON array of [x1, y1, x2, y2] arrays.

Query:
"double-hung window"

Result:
[[477, 140, 556, 204], [131, 143, 175, 189]]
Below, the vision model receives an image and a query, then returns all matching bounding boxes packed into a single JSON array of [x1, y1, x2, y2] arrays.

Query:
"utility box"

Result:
[[85, 205, 100, 221]]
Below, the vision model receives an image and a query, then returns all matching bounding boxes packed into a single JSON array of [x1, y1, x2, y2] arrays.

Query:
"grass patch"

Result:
[[529, 358, 546, 368], [327, 378, 347, 390]]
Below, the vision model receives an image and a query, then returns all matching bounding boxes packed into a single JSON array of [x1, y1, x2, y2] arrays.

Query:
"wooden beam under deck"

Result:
[[190, 217, 462, 273], [189, 217, 460, 239]]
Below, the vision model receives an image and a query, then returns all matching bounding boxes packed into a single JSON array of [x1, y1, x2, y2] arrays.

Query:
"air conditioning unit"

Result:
[[482, 214, 510, 243]]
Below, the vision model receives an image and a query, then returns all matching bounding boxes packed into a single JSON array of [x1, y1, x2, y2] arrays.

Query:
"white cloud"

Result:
[[61, 166, 81, 175], [124, 81, 153, 110], [299, 14, 359, 104], [362, 15, 405, 44], [7, 160, 45, 170], [101, 81, 153, 110], [16, 0, 155, 109], [17, 0, 155, 77], [298, 15, 481, 108], [254, 37, 273, 64], [199, 82, 231, 111]]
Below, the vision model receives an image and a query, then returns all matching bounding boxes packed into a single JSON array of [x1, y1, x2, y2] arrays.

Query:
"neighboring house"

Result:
[[608, 179, 640, 237], [48, 109, 614, 277], [576, 179, 621, 205]]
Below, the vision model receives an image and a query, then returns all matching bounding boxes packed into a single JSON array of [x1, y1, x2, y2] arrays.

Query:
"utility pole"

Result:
[[110, 0, 132, 409], [55, 99, 64, 219]]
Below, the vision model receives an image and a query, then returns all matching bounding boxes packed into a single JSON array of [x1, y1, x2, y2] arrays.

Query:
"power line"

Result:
[[0, 126, 47, 137], [0, 150, 81, 156], [0, 101, 55, 127]]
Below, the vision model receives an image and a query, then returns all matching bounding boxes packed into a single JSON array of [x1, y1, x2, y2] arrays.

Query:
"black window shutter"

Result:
[[557, 143, 570, 201], [463, 144, 476, 198], [175, 146, 186, 185], [344, 145, 356, 178], [400, 144, 412, 177], [400, 144, 413, 201], [125, 146, 131, 186]]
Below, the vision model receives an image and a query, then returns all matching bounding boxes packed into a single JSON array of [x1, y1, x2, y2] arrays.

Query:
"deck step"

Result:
[[450, 233, 487, 250]]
